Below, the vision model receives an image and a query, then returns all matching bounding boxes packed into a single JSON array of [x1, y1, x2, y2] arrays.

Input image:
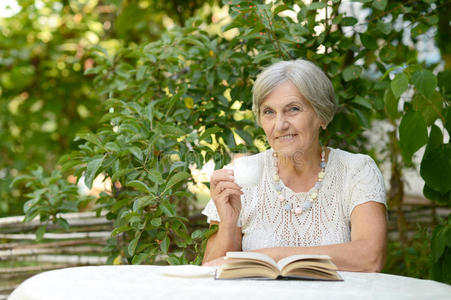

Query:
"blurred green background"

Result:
[[1, 0, 450, 283]]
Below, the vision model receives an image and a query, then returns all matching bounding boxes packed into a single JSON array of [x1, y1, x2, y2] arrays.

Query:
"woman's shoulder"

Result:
[[330, 148, 378, 171], [330, 148, 385, 197]]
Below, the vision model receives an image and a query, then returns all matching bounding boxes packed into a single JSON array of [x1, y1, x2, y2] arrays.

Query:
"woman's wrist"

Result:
[[217, 223, 241, 249], [218, 222, 239, 235], [214, 211, 237, 227]]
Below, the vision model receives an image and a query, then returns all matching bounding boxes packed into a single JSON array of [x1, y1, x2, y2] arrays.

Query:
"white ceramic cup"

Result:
[[232, 155, 263, 188]]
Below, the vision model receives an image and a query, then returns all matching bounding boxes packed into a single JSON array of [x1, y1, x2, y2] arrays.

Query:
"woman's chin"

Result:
[[274, 146, 301, 157]]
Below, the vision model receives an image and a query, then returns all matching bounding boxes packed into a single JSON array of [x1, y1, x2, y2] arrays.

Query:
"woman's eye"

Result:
[[263, 109, 274, 115], [289, 106, 300, 112]]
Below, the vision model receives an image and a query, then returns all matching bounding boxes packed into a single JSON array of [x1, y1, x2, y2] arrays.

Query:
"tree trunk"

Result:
[[388, 129, 408, 244]]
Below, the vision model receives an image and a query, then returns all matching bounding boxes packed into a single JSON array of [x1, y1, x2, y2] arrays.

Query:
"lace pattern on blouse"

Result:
[[201, 148, 386, 251]]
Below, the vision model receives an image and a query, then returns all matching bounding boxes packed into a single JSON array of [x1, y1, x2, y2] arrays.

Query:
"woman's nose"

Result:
[[275, 115, 288, 131]]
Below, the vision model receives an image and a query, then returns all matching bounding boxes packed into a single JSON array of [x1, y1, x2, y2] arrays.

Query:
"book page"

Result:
[[216, 266, 279, 280], [277, 254, 332, 270], [282, 268, 343, 281], [226, 252, 278, 268]]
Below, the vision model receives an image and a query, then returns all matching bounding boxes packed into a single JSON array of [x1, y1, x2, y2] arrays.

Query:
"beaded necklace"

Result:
[[273, 147, 326, 216]]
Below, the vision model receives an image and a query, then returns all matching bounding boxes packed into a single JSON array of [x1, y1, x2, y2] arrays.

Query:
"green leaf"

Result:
[[446, 108, 451, 136], [151, 217, 162, 227], [111, 168, 135, 182], [160, 236, 170, 254], [169, 161, 187, 173], [131, 253, 148, 265], [425, 125, 443, 156], [160, 199, 176, 217], [167, 255, 180, 265], [376, 20, 392, 35], [200, 126, 223, 141], [399, 111, 428, 163], [379, 46, 396, 63], [352, 96, 372, 110], [163, 171, 190, 194], [126, 180, 152, 193], [342, 65, 362, 82], [111, 225, 132, 237], [411, 23, 429, 38], [391, 73, 409, 98], [129, 146, 143, 161], [423, 184, 450, 205], [104, 142, 120, 152], [84, 156, 104, 189], [217, 95, 229, 107], [351, 107, 369, 128], [431, 225, 449, 262], [128, 236, 140, 256], [136, 66, 148, 81], [9, 175, 33, 188], [160, 124, 185, 138], [412, 69, 437, 98], [183, 37, 205, 48], [75, 132, 102, 147], [235, 129, 254, 146], [412, 91, 443, 126], [372, 0, 387, 10], [340, 17, 358, 26], [360, 33, 377, 50], [133, 196, 156, 211], [425, 15, 439, 25], [273, 4, 292, 15], [438, 70, 451, 94], [253, 51, 276, 64], [191, 229, 203, 240], [147, 169, 163, 185], [55, 218, 70, 231], [420, 144, 451, 194], [384, 88, 399, 120], [36, 225, 46, 241]]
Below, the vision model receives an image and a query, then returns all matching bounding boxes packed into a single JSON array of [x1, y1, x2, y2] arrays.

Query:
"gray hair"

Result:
[[252, 59, 337, 126]]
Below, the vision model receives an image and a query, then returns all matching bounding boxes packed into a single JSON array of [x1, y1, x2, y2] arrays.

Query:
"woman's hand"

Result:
[[210, 168, 243, 227], [202, 256, 227, 266]]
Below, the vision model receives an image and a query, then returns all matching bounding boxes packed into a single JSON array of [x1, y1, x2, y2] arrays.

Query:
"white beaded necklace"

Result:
[[272, 147, 326, 216]]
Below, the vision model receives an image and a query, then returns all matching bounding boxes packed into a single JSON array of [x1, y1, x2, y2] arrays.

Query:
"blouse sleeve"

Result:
[[201, 199, 220, 224], [201, 163, 244, 226], [348, 155, 387, 217]]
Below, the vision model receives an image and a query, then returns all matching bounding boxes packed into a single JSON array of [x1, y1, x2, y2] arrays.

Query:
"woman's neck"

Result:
[[276, 144, 325, 192], [278, 145, 322, 172]]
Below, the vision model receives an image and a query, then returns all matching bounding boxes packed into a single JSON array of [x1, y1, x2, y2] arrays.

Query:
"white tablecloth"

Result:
[[8, 265, 451, 300]]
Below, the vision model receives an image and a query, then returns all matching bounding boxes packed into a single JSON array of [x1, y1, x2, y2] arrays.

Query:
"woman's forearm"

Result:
[[253, 239, 386, 272], [202, 224, 242, 264]]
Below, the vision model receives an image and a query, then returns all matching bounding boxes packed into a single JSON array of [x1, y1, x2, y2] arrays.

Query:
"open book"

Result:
[[215, 251, 343, 281]]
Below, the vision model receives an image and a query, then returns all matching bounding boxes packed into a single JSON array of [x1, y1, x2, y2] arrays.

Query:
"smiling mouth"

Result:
[[276, 134, 298, 141]]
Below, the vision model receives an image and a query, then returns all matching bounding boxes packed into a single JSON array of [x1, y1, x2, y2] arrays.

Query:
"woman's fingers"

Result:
[[214, 181, 243, 194], [210, 168, 243, 223], [211, 169, 234, 185], [214, 188, 243, 205]]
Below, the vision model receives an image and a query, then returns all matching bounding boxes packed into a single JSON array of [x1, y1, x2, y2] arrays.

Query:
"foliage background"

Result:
[[1, 0, 450, 282]]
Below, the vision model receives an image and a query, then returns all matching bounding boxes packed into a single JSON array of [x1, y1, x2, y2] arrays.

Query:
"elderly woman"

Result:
[[201, 59, 387, 272]]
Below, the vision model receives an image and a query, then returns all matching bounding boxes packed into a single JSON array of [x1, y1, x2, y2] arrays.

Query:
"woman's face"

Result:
[[259, 81, 323, 157]]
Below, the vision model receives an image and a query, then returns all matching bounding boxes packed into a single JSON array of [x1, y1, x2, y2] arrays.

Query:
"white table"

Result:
[[8, 265, 451, 300]]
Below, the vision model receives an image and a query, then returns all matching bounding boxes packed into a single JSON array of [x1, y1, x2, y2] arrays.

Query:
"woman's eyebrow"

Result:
[[260, 104, 273, 110], [285, 100, 304, 107], [261, 100, 304, 110]]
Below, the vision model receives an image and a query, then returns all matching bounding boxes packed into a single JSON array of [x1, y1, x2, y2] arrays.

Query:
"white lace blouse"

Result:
[[201, 148, 386, 251]]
